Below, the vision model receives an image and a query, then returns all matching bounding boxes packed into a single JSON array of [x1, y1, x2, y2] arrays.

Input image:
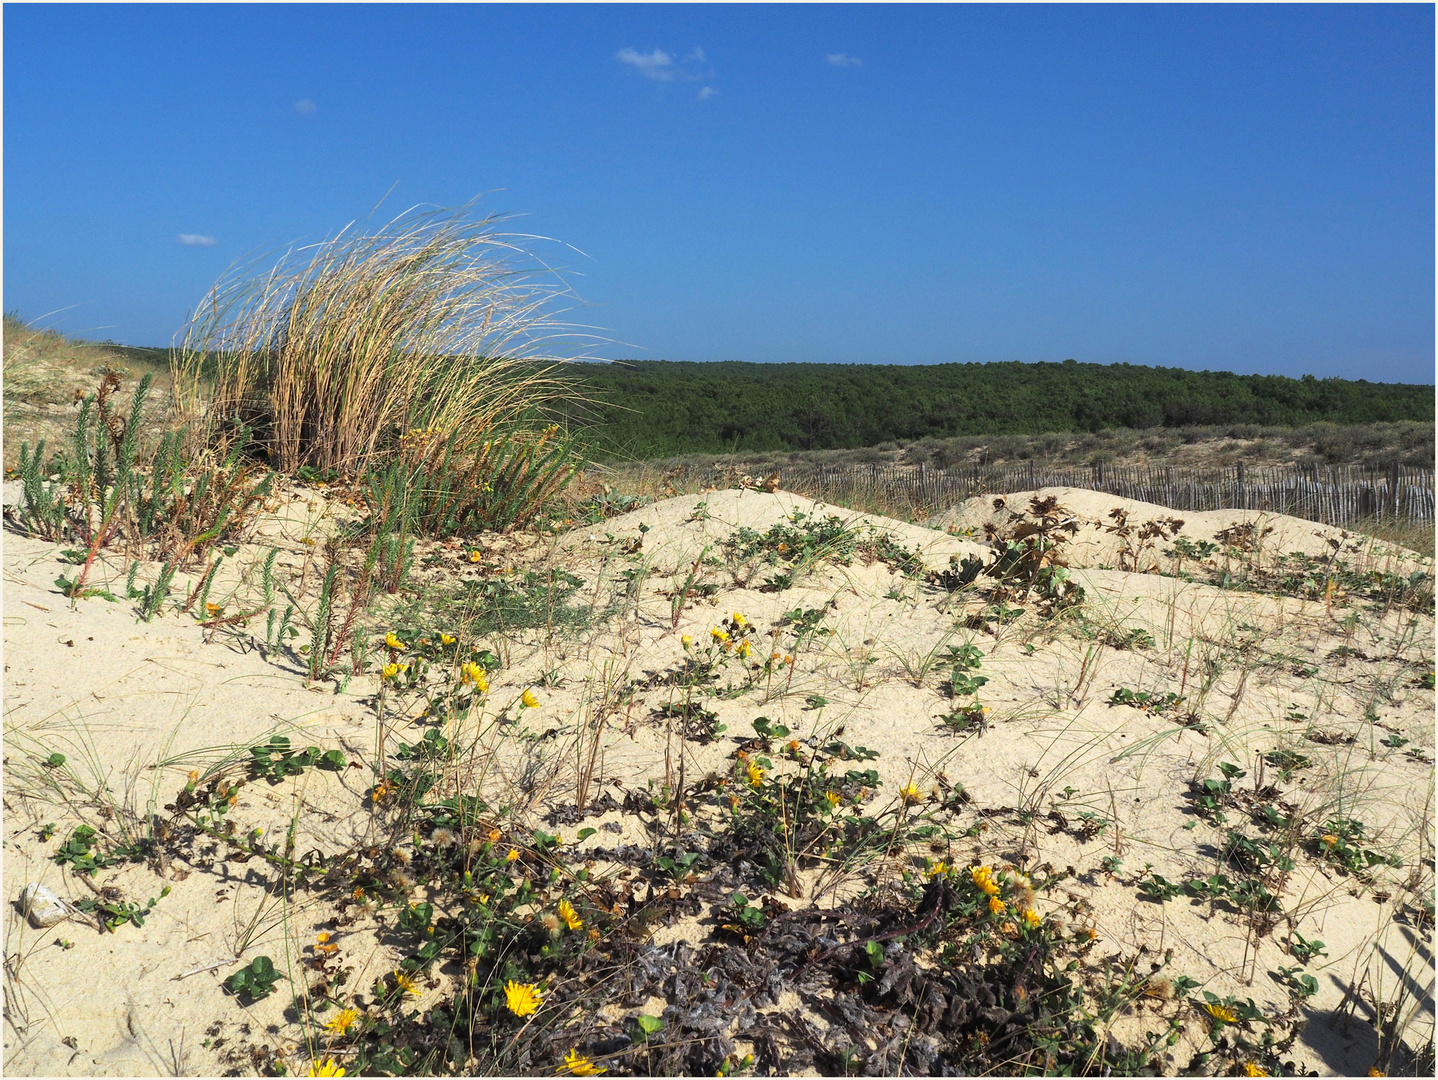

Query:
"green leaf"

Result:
[[637, 1014, 663, 1036]]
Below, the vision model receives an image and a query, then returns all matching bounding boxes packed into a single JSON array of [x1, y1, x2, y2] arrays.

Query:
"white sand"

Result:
[[4, 488, 1432, 1075]]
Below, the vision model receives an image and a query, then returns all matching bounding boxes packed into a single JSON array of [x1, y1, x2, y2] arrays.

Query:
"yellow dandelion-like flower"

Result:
[[469, 550, 483, 563], [504, 980, 543, 1017], [206, 602, 223, 616], [507, 848, 521, 862], [776, 542, 789, 553], [1368, 1069, 1387, 1077], [970, 866, 1000, 896], [1244, 1064, 1269, 1077], [385, 632, 403, 650], [487, 827, 502, 843], [559, 1048, 606, 1075], [309, 1059, 346, 1077], [927, 861, 949, 879], [824, 790, 841, 806], [1321, 834, 1339, 848], [711, 627, 730, 645], [1200, 1001, 1238, 1023], [1023, 907, 1042, 929], [747, 762, 764, 787], [737, 640, 752, 659], [989, 895, 1006, 916], [732, 612, 747, 627], [558, 899, 583, 931], [521, 688, 540, 709], [394, 970, 420, 996], [440, 633, 455, 645], [324, 1008, 360, 1035], [382, 662, 401, 680], [460, 662, 489, 692], [316, 931, 332, 944], [681, 634, 693, 649], [900, 782, 923, 804]]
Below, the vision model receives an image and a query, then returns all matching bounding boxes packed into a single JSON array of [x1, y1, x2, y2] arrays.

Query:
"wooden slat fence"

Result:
[[761, 461, 1434, 526]]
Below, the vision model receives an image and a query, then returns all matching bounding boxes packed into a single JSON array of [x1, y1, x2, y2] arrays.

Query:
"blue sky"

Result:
[[4, 3, 1433, 383]]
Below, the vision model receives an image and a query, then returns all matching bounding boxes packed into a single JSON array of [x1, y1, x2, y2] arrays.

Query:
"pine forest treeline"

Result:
[[566, 359, 1434, 460]]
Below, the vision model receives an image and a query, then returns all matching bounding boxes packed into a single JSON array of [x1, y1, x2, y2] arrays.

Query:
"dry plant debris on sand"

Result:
[[3, 484, 1433, 1077]]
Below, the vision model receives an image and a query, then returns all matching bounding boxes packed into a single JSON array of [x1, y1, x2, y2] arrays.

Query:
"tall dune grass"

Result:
[[172, 203, 590, 475]]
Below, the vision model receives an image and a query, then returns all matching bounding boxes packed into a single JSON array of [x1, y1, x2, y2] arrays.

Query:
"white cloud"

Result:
[[826, 53, 863, 67], [616, 48, 675, 81], [687, 47, 706, 63], [293, 98, 317, 114], [176, 234, 217, 247], [698, 86, 717, 100]]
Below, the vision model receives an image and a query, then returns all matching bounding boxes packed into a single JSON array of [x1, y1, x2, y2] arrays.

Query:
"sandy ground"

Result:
[[4, 486, 1433, 1076]]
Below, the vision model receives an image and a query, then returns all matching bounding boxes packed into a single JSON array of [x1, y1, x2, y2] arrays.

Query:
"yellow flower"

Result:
[[1368, 1069, 1387, 1077], [309, 1059, 346, 1077], [732, 612, 747, 627], [900, 782, 923, 804], [370, 781, 390, 803], [927, 861, 949, 879], [394, 970, 420, 996], [487, 827, 502, 843], [205, 602, 222, 616], [559, 1048, 606, 1075], [711, 626, 730, 645], [1200, 1001, 1238, 1023], [737, 640, 752, 659], [461, 662, 488, 692], [1321, 834, 1339, 848], [681, 634, 693, 649], [440, 633, 455, 645], [824, 790, 840, 806], [521, 688, 540, 709], [507, 848, 521, 862], [1244, 1064, 1269, 1077], [747, 762, 764, 787], [324, 1008, 360, 1035], [1023, 907, 1041, 929], [970, 866, 1000, 896], [989, 895, 1006, 916], [385, 632, 403, 650], [469, 550, 483, 563], [316, 931, 332, 944], [558, 898, 583, 931], [504, 979, 543, 1017]]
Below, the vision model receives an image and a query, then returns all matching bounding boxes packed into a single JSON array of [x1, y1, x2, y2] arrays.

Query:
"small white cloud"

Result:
[[177, 234, 217, 247], [687, 47, 706, 63], [293, 98, 317, 114], [826, 53, 863, 67], [698, 86, 717, 100], [616, 48, 675, 81]]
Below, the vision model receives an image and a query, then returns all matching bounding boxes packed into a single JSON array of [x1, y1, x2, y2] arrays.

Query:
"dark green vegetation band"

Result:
[[566, 359, 1435, 459]]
